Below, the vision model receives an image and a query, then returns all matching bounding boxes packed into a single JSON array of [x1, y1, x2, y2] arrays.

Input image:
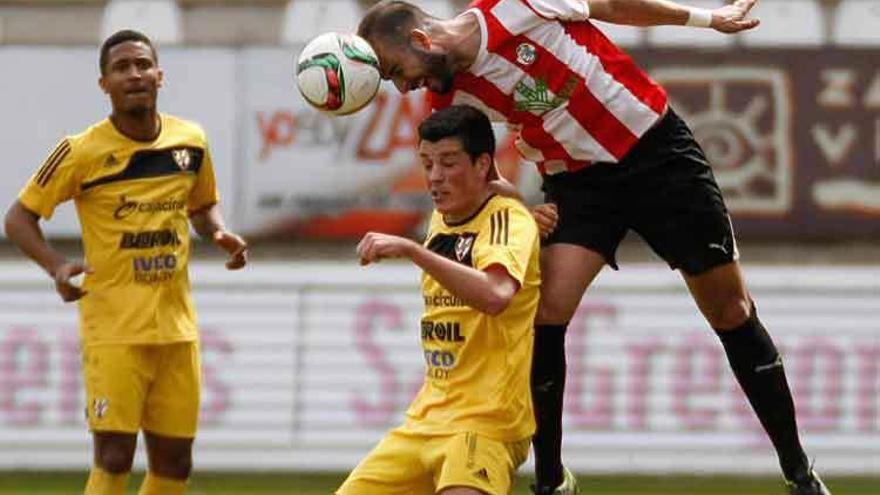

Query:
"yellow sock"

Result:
[[84, 467, 128, 495], [137, 472, 188, 495]]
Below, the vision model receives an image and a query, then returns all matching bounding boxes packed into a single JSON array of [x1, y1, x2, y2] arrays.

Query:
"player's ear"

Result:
[[98, 76, 109, 94], [156, 68, 164, 88], [410, 29, 432, 50], [476, 154, 492, 181]]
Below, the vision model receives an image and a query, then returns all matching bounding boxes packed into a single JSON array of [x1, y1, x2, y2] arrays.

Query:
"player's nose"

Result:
[[428, 166, 444, 182], [125, 65, 143, 79]]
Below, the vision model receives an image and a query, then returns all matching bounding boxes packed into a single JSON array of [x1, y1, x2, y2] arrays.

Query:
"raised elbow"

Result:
[[481, 268, 519, 316], [483, 291, 514, 316]]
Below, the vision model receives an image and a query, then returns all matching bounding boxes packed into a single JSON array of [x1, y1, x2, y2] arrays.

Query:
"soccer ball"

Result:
[[296, 32, 382, 116]]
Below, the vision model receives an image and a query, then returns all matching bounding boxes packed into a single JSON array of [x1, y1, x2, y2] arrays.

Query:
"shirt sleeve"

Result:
[[522, 0, 590, 21], [478, 0, 590, 51], [187, 138, 221, 213], [17, 139, 81, 219], [474, 205, 539, 286]]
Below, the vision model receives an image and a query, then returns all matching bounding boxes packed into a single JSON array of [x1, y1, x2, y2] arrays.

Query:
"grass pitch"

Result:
[[0, 472, 877, 494]]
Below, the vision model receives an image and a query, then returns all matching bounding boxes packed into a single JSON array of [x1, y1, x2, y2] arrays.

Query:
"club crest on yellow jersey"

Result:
[[172, 148, 192, 170], [455, 235, 475, 262]]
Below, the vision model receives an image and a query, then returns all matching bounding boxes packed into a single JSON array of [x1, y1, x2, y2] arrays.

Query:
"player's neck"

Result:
[[429, 13, 480, 71], [110, 111, 161, 142], [443, 189, 493, 225]]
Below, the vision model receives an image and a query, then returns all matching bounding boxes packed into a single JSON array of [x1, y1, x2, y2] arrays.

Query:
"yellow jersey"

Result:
[[18, 114, 219, 346], [401, 195, 541, 441]]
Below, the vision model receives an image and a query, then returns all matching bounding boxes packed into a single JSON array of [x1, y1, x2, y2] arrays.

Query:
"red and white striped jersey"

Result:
[[430, 0, 668, 173]]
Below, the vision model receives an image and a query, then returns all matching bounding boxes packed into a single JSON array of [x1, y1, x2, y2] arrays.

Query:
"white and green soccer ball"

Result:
[[296, 32, 382, 116]]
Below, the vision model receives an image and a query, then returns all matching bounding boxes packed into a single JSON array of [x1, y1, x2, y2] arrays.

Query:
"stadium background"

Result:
[[0, 0, 877, 493]]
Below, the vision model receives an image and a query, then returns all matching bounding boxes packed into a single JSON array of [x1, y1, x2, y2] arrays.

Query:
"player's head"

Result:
[[358, 0, 456, 94], [98, 29, 163, 116], [418, 105, 495, 216]]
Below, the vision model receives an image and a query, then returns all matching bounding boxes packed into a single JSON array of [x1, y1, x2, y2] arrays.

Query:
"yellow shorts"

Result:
[[82, 341, 201, 438], [337, 429, 530, 495]]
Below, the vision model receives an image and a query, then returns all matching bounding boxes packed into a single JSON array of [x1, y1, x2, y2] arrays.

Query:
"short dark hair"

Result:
[[358, 0, 428, 46], [99, 29, 157, 75], [418, 105, 496, 163]]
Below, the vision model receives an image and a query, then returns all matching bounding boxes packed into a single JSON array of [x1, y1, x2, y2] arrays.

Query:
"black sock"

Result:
[[531, 323, 568, 491], [717, 304, 809, 481]]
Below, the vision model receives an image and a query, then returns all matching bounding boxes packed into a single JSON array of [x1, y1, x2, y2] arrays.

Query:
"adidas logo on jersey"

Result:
[[473, 467, 490, 483], [103, 154, 119, 167]]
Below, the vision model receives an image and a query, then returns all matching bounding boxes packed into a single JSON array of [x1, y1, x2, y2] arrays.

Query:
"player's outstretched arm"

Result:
[[707, 0, 761, 33], [588, 0, 759, 32], [189, 204, 248, 270], [4, 201, 89, 302], [357, 232, 518, 315]]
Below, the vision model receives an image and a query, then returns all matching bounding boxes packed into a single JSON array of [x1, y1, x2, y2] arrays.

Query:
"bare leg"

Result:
[[532, 244, 605, 492], [536, 244, 605, 325], [92, 431, 137, 474], [84, 432, 137, 495], [683, 261, 809, 482], [143, 431, 194, 480], [681, 260, 750, 330], [136, 431, 194, 495]]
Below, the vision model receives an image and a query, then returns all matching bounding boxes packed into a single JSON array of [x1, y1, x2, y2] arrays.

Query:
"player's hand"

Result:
[[531, 203, 558, 239], [213, 230, 248, 270], [711, 0, 760, 33], [356, 232, 417, 266], [485, 162, 525, 202], [52, 261, 91, 303]]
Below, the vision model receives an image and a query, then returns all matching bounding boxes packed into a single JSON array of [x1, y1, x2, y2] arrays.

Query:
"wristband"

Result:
[[686, 7, 713, 28]]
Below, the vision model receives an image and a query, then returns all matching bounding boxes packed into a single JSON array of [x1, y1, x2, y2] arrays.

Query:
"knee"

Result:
[[708, 297, 752, 331], [96, 446, 134, 474], [153, 451, 193, 480], [172, 455, 193, 479], [537, 298, 576, 325]]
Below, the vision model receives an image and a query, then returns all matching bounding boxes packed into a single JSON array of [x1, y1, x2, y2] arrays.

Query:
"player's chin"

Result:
[[434, 201, 458, 215], [428, 81, 452, 94]]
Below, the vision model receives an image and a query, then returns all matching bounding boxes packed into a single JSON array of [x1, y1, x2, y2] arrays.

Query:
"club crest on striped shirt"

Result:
[[515, 77, 577, 115], [172, 148, 192, 170], [454, 236, 474, 262], [516, 43, 537, 66]]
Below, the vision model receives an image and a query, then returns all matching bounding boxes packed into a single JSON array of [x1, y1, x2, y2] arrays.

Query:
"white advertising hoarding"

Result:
[[0, 262, 877, 475], [239, 48, 435, 238]]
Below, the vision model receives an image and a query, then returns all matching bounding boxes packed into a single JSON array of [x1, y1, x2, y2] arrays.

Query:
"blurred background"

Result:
[[0, 0, 877, 493]]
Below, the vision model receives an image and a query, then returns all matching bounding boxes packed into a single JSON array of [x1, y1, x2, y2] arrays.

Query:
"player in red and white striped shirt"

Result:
[[359, 2, 829, 495]]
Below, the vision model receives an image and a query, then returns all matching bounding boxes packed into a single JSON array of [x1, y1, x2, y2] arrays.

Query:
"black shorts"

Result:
[[542, 108, 737, 275]]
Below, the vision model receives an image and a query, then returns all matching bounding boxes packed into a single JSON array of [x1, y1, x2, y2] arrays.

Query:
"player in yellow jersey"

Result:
[[343, 104, 541, 495], [3, 30, 247, 495]]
